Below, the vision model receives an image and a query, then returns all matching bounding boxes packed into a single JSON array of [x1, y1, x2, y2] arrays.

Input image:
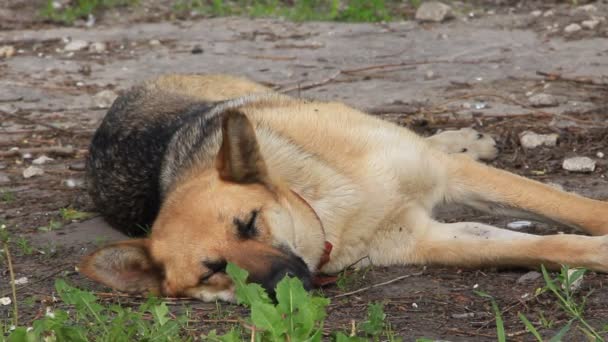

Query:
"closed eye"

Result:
[[234, 209, 260, 239]]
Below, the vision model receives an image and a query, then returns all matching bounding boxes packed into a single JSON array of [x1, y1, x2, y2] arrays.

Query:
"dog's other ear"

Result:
[[216, 110, 269, 184], [78, 239, 162, 294]]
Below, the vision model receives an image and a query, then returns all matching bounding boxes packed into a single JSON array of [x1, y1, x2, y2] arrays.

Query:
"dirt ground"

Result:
[[1, 1, 608, 341]]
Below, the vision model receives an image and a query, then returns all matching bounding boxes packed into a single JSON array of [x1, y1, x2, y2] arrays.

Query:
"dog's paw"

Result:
[[427, 128, 498, 161]]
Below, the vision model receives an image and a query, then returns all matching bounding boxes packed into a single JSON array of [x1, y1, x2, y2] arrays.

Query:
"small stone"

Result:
[[415, 1, 453, 22], [517, 271, 542, 284], [519, 131, 559, 149], [32, 155, 54, 165], [191, 45, 204, 54], [149, 39, 161, 46], [64, 40, 89, 51], [23, 166, 44, 179], [581, 20, 600, 30], [563, 156, 596, 173], [452, 313, 475, 319], [576, 4, 597, 12], [92, 90, 118, 108], [543, 10, 554, 17], [22, 153, 32, 159], [425, 70, 435, 80], [0, 45, 15, 58], [596, 152, 604, 158], [530, 10, 542, 17], [507, 221, 534, 230], [0, 297, 11, 306], [64, 178, 84, 188], [564, 23, 582, 33], [528, 93, 558, 107], [88, 42, 106, 53], [12, 277, 28, 285]]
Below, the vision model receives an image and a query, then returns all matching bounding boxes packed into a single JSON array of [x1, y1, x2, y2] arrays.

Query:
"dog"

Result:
[[80, 74, 608, 302]]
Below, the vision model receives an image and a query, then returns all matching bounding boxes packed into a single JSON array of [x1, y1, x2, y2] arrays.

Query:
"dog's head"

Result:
[[79, 110, 326, 301]]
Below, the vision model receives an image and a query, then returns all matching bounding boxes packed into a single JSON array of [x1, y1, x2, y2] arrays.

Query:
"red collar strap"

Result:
[[290, 190, 336, 287]]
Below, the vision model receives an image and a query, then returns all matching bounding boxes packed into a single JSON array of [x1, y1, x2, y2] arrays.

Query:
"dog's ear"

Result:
[[216, 110, 269, 184], [78, 239, 162, 294]]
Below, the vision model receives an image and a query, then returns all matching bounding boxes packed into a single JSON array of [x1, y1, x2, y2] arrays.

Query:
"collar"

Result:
[[290, 190, 336, 287]]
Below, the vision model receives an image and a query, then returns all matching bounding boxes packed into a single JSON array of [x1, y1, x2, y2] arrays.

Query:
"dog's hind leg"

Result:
[[413, 221, 608, 272], [445, 154, 608, 236]]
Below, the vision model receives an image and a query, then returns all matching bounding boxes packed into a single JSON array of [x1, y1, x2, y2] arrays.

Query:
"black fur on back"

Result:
[[86, 85, 216, 236]]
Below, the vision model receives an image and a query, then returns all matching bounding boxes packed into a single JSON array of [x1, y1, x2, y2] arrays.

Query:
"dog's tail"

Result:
[[445, 154, 608, 236]]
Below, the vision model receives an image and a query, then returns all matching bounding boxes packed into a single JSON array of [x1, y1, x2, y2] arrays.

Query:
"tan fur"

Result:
[[80, 74, 608, 301]]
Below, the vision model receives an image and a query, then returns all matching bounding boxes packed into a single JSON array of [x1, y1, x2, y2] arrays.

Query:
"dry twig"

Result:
[[332, 271, 424, 299]]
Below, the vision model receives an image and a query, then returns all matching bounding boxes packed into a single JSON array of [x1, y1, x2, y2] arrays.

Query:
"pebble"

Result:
[[64, 178, 84, 188], [507, 221, 534, 230], [581, 20, 600, 30], [23, 166, 44, 179], [12, 277, 28, 285], [425, 70, 435, 80], [149, 39, 161, 46], [191, 45, 204, 54], [576, 4, 597, 12], [517, 271, 542, 284], [528, 93, 558, 107], [88, 42, 107, 53], [451, 313, 475, 319], [543, 10, 554, 17], [92, 89, 118, 108], [64, 40, 89, 51], [530, 10, 542, 17], [519, 131, 559, 149], [563, 156, 596, 172], [597, 152, 604, 158], [32, 155, 54, 165], [415, 1, 453, 22], [0, 297, 11, 306], [564, 23, 582, 33], [0, 45, 15, 58]]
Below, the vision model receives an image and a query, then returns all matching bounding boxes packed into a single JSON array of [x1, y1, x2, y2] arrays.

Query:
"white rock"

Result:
[[0, 45, 15, 58], [528, 93, 558, 107], [23, 166, 44, 179], [64, 40, 89, 51], [543, 10, 554, 17], [576, 4, 597, 12], [564, 23, 582, 33], [507, 221, 534, 230], [64, 178, 84, 188], [92, 90, 118, 108], [452, 313, 475, 319], [88, 42, 106, 53], [519, 131, 559, 149], [12, 277, 28, 285], [425, 70, 435, 80], [149, 39, 161, 46], [581, 20, 600, 30], [531, 10, 542, 17], [32, 155, 54, 165], [415, 2, 452, 22], [563, 157, 596, 172], [596, 152, 604, 158], [517, 271, 542, 284], [0, 297, 11, 306]]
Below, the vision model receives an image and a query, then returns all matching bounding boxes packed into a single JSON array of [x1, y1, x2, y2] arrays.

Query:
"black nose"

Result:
[[257, 255, 313, 297]]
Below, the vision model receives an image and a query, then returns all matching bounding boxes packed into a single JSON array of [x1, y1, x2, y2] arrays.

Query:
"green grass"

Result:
[[40, 0, 138, 25], [173, 0, 401, 22]]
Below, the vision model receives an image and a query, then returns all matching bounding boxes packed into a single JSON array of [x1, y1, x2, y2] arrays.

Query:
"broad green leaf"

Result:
[[359, 302, 386, 336], [276, 276, 308, 315], [226, 263, 271, 307], [251, 301, 287, 337], [151, 303, 170, 326]]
